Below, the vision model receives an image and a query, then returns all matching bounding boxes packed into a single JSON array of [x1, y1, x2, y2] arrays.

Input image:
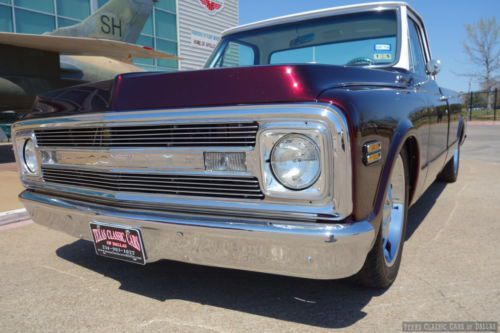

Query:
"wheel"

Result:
[[354, 149, 409, 288], [438, 144, 460, 183]]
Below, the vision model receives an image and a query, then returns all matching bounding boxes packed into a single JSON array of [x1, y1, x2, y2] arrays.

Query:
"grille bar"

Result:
[[34, 123, 259, 133], [42, 175, 263, 192], [43, 174, 260, 188], [41, 168, 260, 183], [36, 136, 257, 141], [35, 123, 259, 148], [42, 167, 264, 200], [35, 131, 258, 138], [38, 141, 255, 148]]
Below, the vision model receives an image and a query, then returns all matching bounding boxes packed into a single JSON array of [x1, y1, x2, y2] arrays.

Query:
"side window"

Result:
[[215, 42, 255, 68], [408, 19, 427, 77]]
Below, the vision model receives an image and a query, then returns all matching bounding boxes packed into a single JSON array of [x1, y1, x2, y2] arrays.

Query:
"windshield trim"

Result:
[[206, 8, 402, 70], [223, 2, 407, 36]]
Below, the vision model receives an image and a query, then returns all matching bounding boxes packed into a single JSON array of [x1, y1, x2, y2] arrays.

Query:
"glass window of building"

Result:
[[57, 17, 80, 28], [56, 0, 90, 20], [155, 10, 177, 41], [156, 38, 178, 69], [0, 5, 13, 32], [14, 0, 54, 13], [155, 0, 176, 13], [142, 15, 153, 36], [135, 35, 155, 67], [15, 9, 55, 34]]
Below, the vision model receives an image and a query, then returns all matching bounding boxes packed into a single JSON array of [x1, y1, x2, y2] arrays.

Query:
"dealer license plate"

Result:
[[89, 222, 146, 265]]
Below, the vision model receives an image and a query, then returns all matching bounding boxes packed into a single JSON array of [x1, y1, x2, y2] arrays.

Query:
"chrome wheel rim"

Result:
[[381, 155, 406, 267], [453, 147, 459, 174]]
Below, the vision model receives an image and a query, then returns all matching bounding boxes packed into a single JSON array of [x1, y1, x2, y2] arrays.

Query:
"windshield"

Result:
[[207, 10, 398, 68]]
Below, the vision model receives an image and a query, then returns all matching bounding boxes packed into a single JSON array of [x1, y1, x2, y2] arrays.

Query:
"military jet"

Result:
[[0, 0, 178, 116]]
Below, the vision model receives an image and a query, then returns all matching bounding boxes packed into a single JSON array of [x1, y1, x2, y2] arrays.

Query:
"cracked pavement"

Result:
[[0, 124, 499, 332]]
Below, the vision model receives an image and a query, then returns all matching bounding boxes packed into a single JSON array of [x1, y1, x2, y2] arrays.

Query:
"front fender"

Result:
[[319, 86, 425, 231]]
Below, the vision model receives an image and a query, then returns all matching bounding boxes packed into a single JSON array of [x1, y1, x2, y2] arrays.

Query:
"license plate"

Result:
[[89, 222, 146, 265]]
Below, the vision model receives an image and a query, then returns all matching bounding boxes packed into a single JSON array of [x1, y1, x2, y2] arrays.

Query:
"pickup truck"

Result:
[[13, 2, 465, 288]]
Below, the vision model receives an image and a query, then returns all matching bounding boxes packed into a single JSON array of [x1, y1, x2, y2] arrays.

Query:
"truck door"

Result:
[[441, 88, 462, 149], [427, 83, 449, 164], [408, 18, 449, 184]]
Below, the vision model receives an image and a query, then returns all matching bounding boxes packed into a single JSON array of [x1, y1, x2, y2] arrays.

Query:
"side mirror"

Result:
[[426, 59, 441, 76]]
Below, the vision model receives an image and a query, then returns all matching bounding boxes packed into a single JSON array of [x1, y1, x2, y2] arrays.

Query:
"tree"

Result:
[[463, 17, 499, 109]]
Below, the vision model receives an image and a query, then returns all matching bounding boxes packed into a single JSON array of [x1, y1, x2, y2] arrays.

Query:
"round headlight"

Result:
[[23, 139, 38, 173], [270, 134, 321, 190]]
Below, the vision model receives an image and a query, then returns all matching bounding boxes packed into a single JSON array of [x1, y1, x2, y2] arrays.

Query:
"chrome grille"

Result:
[[41, 167, 264, 200], [34, 122, 259, 148]]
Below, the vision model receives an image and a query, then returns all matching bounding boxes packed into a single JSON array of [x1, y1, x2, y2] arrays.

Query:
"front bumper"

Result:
[[21, 190, 375, 279]]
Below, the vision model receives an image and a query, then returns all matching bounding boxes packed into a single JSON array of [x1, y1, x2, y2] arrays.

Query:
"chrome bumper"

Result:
[[20, 190, 375, 279]]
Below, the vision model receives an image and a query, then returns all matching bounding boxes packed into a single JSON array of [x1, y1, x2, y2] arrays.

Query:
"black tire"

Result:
[[353, 148, 409, 288], [438, 144, 460, 183]]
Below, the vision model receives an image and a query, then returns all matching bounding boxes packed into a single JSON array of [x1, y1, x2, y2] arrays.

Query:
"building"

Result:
[[0, 0, 238, 71]]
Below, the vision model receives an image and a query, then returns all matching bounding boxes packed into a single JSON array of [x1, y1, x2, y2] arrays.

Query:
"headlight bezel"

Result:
[[270, 133, 321, 190], [259, 121, 332, 202], [13, 129, 41, 180], [23, 138, 38, 174]]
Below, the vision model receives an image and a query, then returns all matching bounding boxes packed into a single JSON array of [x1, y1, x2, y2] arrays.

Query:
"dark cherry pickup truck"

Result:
[[13, 2, 464, 288]]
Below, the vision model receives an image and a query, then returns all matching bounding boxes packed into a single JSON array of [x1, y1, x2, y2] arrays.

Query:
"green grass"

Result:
[[464, 108, 499, 121]]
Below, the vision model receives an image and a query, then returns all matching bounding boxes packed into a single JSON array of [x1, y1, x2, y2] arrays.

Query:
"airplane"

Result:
[[0, 0, 178, 118]]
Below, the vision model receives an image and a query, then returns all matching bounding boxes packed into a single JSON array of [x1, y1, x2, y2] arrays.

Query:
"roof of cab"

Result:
[[223, 1, 420, 36]]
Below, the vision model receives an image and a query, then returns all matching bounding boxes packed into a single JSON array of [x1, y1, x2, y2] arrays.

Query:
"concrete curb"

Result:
[[0, 208, 29, 226]]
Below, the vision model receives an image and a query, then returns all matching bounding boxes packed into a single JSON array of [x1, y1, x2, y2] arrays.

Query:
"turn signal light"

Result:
[[204, 152, 247, 172], [363, 141, 382, 165]]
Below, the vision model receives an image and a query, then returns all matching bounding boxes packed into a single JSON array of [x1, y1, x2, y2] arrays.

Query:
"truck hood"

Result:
[[111, 65, 407, 111], [26, 64, 408, 119]]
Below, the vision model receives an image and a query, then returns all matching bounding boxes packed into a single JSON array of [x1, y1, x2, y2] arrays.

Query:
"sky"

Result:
[[239, 0, 500, 92]]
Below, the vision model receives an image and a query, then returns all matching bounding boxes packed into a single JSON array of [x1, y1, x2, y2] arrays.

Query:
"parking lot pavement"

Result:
[[0, 124, 499, 333], [0, 162, 24, 211]]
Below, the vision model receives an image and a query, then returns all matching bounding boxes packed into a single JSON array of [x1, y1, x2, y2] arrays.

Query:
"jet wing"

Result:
[[0, 32, 178, 62]]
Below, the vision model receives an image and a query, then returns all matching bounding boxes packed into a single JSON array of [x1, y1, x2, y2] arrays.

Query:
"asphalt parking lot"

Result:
[[0, 123, 499, 333]]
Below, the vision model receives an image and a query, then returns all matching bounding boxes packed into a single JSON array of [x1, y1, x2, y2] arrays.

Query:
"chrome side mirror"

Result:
[[426, 59, 441, 76]]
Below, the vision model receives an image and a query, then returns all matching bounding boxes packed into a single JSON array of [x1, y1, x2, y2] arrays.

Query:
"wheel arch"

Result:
[[371, 121, 421, 230], [403, 136, 420, 205], [458, 117, 466, 145]]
